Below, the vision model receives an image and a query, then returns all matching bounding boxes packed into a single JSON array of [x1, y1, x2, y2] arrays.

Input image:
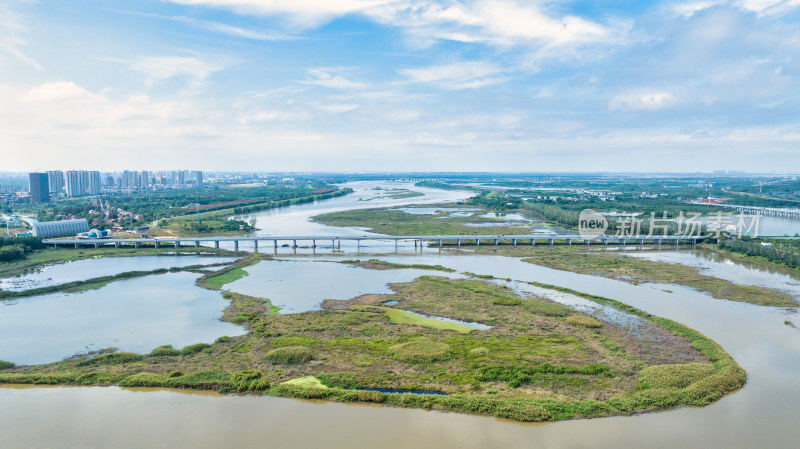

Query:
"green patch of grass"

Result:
[[522, 299, 571, 316], [264, 346, 313, 365], [638, 363, 716, 390], [566, 315, 603, 328], [389, 338, 452, 363], [76, 352, 142, 367], [351, 305, 478, 333], [0, 360, 14, 370], [317, 372, 361, 389], [341, 259, 456, 272], [282, 375, 328, 389]]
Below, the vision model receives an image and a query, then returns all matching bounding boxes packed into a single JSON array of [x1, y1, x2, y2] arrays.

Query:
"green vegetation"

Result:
[[389, 339, 452, 363], [350, 305, 478, 333], [0, 261, 743, 422], [340, 259, 456, 272], [567, 315, 603, 328], [313, 207, 530, 235], [458, 245, 797, 307], [0, 236, 44, 262], [282, 376, 327, 388], [0, 360, 15, 370], [265, 346, 314, 365], [719, 238, 800, 270]]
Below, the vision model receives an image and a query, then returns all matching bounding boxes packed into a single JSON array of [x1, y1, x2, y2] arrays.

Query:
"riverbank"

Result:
[[0, 257, 745, 422], [448, 245, 797, 307]]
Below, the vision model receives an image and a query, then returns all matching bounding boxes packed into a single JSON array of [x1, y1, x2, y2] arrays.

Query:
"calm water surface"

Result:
[[0, 271, 244, 364], [0, 255, 233, 291]]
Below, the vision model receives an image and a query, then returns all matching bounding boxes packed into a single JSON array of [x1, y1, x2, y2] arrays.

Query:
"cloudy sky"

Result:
[[1, 0, 799, 172]]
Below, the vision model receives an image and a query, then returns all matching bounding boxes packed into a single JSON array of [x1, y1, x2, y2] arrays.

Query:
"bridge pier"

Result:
[[457, 239, 461, 246], [214, 241, 219, 249], [512, 239, 517, 245], [274, 240, 278, 249], [254, 240, 258, 252], [439, 239, 443, 246], [312, 240, 316, 248], [135, 242, 140, 248], [476, 238, 480, 246], [175, 241, 181, 248], [154, 242, 160, 248], [531, 239, 535, 245], [194, 241, 199, 248], [567, 239, 571, 245], [549, 239, 554, 245], [234, 241, 238, 252], [494, 238, 499, 245], [114, 242, 119, 248], [292, 239, 297, 248], [94, 243, 99, 248]]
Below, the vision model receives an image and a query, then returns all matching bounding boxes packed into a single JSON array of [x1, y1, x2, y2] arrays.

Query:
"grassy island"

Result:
[[0, 255, 745, 422]]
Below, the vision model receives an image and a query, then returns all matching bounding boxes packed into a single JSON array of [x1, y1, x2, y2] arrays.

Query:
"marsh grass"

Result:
[[389, 339, 452, 363], [566, 315, 603, 328], [264, 346, 313, 365]]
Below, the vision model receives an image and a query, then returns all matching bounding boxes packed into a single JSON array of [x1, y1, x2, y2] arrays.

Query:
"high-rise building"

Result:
[[192, 171, 203, 188], [87, 171, 101, 195], [105, 175, 115, 187], [178, 170, 186, 187], [66, 170, 89, 197], [46, 171, 64, 196], [140, 170, 150, 189], [28, 173, 50, 203]]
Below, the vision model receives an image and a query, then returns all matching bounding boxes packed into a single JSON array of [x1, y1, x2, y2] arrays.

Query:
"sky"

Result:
[[0, 0, 799, 172]]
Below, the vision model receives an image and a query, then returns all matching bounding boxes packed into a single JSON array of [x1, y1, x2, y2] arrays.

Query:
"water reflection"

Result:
[[0, 271, 244, 365], [0, 255, 232, 292]]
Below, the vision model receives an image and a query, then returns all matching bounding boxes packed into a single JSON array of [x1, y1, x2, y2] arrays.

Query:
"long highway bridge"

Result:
[[693, 203, 800, 221], [43, 234, 706, 250]]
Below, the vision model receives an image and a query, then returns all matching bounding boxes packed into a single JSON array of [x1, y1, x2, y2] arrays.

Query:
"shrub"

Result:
[[230, 370, 269, 392], [264, 346, 313, 365], [470, 347, 489, 357], [149, 345, 181, 357], [168, 370, 230, 390], [317, 372, 361, 389], [494, 401, 552, 422], [215, 336, 232, 344], [340, 389, 386, 403], [0, 360, 15, 370], [181, 343, 211, 355], [120, 373, 170, 388], [76, 352, 142, 367], [566, 315, 603, 328], [389, 339, 451, 363], [168, 371, 183, 378]]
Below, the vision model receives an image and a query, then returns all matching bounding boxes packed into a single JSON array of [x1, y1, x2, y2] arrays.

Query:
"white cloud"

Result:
[[104, 54, 229, 89], [0, 2, 40, 69], [303, 67, 366, 90], [609, 91, 679, 110], [164, 0, 396, 28], [399, 61, 507, 90]]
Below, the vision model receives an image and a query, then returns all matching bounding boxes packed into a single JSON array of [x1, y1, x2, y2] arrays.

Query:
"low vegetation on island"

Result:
[[0, 256, 746, 422]]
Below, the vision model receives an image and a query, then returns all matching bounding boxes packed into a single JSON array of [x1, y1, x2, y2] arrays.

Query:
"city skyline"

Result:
[[1, 1, 799, 172]]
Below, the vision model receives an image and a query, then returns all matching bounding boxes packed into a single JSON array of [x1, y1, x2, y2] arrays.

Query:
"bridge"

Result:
[[43, 234, 706, 251], [693, 203, 800, 221]]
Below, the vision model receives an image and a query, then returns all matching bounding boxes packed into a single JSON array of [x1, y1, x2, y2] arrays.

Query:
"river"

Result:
[[1, 181, 799, 448]]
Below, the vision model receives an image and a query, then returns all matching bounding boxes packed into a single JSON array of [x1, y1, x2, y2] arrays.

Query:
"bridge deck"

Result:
[[43, 234, 705, 246]]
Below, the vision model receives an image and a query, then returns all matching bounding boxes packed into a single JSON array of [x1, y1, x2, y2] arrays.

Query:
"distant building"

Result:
[[32, 218, 89, 238], [87, 171, 102, 195], [178, 170, 186, 187], [28, 173, 50, 203], [192, 170, 203, 188], [46, 170, 64, 196], [66, 170, 89, 197]]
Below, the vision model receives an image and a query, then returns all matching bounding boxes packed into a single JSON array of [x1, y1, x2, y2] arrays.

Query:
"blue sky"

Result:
[[1, 0, 799, 172]]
